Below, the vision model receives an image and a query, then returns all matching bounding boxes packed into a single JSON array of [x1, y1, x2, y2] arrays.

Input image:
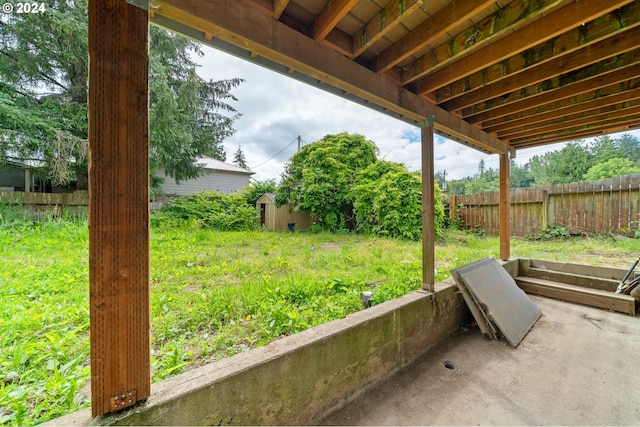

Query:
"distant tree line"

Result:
[[439, 134, 640, 195]]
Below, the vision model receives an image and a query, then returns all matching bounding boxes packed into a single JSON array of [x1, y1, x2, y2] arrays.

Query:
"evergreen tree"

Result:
[[233, 145, 248, 169], [617, 133, 640, 163], [589, 135, 623, 163], [0, 0, 242, 187], [529, 141, 593, 185]]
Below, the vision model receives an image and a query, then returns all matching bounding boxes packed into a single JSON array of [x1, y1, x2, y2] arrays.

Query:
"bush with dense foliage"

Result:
[[354, 161, 445, 240], [583, 158, 640, 181], [276, 133, 378, 231], [151, 191, 258, 230]]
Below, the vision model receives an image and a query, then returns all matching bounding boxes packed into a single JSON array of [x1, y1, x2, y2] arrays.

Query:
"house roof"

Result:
[[149, 0, 640, 156], [196, 156, 254, 175]]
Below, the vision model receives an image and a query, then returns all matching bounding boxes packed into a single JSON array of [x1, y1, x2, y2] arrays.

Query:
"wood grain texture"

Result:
[[88, 0, 150, 416]]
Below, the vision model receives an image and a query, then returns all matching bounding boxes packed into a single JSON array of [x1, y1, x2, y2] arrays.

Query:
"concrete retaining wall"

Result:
[[51, 282, 466, 426]]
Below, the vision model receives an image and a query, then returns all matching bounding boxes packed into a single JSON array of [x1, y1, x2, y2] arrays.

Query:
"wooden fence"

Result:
[[449, 173, 640, 237], [0, 190, 89, 217]]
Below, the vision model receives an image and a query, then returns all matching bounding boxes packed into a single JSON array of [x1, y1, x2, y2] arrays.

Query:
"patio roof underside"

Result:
[[146, 0, 640, 156]]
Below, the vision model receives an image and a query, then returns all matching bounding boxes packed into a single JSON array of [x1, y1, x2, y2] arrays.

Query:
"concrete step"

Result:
[[515, 276, 637, 316]]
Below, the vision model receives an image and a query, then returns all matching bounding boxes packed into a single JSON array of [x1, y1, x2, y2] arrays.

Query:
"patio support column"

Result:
[[499, 153, 511, 260], [88, 0, 150, 416], [421, 114, 435, 292]]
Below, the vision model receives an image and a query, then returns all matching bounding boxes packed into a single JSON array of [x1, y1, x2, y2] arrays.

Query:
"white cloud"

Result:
[[195, 45, 640, 182]]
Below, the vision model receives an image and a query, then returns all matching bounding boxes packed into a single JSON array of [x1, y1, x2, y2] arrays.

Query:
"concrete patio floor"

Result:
[[321, 295, 640, 426]]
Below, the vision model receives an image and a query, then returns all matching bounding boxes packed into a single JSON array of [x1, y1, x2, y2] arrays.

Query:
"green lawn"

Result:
[[0, 217, 637, 425]]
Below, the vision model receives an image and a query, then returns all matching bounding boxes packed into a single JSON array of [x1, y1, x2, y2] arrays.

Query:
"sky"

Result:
[[194, 44, 639, 182]]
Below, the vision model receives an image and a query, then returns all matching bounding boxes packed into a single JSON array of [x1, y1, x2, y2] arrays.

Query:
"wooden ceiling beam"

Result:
[[508, 114, 640, 146], [463, 52, 640, 124], [501, 101, 640, 140], [151, 0, 513, 155], [487, 85, 640, 135], [273, 0, 289, 19], [351, 0, 423, 60], [373, 0, 494, 73], [310, 0, 359, 41], [433, 1, 640, 105], [241, 0, 273, 16], [412, 0, 633, 94], [511, 123, 640, 148], [441, 24, 640, 112]]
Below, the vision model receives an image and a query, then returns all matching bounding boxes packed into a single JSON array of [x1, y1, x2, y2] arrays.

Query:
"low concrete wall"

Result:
[[52, 282, 466, 426]]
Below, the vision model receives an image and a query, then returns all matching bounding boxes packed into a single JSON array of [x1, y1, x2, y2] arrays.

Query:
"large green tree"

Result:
[[529, 141, 594, 185], [276, 133, 378, 230], [583, 158, 640, 180], [0, 0, 242, 188], [617, 133, 640, 163]]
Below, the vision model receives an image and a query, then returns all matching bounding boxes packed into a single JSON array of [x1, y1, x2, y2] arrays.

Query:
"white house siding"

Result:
[[158, 169, 251, 196]]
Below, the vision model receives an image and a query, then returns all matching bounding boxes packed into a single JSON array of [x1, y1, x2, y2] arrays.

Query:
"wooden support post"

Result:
[[88, 0, 150, 417], [499, 154, 510, 260], [421, 115, 435, 291]]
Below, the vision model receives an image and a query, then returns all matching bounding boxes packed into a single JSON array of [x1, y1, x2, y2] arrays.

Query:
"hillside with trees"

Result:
[[441, 134, 640, 195]]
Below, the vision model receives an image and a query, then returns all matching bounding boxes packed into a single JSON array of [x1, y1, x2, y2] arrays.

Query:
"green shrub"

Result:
[[151, 191, 259, 230], [529, 223, 572, 240], [353, 161, 445, 240]]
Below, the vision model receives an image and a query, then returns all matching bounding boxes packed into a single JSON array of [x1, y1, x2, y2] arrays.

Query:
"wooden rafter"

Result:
[[273, 0, 289, 19], [151, 0, 512, 155], [432, 1, 640, 105], [509, 114, 640, 147], [441, 24, 640, 112], [502, 101, 640, 140], [403, 0, 574, 86], [351, 0, 423, 60], [464, 55, 640, 124], [486, 85, 640, 135], [310, 0, 359, 41], [413, 0, 633, 94], [374, 0, 494, 73]]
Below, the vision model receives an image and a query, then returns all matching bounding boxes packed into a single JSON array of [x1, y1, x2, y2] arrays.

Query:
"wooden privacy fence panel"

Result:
[[451, 173, 640, 237]]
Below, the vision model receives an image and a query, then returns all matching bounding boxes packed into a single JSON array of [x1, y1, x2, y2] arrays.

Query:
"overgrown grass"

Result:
[[0, 212, 637, 425]]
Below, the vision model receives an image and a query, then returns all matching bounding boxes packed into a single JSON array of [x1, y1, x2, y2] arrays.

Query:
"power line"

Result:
[[250, 136, 299, 170]]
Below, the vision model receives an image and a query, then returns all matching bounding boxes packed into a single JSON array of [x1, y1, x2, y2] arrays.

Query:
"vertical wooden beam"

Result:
[[88, 0, 150, 417], [421, 115, 435, 291], [499, 154, 511, 260]]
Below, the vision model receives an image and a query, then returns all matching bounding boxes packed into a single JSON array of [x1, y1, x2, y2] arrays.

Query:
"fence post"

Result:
[[450, 195, 456, 225], [542, 189, 549, 231]]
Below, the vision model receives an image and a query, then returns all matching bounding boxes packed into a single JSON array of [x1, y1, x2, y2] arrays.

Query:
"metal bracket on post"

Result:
[[418, 113, 435, 129]]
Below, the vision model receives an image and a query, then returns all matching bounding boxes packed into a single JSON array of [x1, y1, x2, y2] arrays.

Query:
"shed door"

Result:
[[260, 203, 266, 225]]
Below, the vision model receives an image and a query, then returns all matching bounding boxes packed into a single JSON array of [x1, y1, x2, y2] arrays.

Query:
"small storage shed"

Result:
[[157, 156, 254, 196], [257, 193, 315, 231]]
